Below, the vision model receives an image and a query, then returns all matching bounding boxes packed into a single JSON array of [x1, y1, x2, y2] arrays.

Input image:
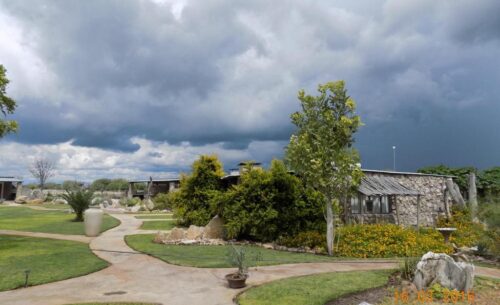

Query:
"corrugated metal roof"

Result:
[[359, 175, 421, 196], [0, 177, 22, 183]]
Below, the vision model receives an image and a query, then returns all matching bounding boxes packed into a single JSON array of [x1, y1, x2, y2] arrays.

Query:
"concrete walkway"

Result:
[[0, 214, 498, 305]]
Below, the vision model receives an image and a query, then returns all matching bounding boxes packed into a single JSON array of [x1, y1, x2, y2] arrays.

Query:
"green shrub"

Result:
[[278, 231, 325, 250], [61, 190, 94, 222], [120, 197, 141, 207], [400, 256, 420, 280], [336, 224, 451, 258], [436, 208, 485, 247], [221, 160, 324, 241], [171, 155, 225, 226], [153, 193, 173, 210]]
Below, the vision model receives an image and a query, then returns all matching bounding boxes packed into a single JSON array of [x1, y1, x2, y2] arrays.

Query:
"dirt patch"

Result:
[[325, 285, 390, 305]]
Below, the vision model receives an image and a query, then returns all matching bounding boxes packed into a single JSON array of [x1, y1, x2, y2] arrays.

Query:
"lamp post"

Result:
[[392, 146, 396, 171]]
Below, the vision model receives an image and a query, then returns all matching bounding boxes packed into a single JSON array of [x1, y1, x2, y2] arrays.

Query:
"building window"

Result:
[[365, 199, 374, 213]]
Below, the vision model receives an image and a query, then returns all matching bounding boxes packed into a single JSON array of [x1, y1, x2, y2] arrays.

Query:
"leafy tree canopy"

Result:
[[285, 80, 363, 255], [171, 155, 225, 226], [0, 65, 18, 137]]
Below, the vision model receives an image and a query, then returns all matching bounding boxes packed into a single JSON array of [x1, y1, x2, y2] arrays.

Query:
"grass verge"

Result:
[[124, 234, 361, 268], [237, 270, 392, 305], [0, 206, 120, 235], [139, 220, 177, 230], [0, 235, 109, 291]]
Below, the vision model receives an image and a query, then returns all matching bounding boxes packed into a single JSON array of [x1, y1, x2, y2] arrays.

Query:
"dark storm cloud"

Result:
[[1, 0, 500, 171]]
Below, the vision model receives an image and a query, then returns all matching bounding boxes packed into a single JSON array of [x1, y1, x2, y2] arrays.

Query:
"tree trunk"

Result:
[[326, 198, 335, 256], [468, 172, 478, 220]]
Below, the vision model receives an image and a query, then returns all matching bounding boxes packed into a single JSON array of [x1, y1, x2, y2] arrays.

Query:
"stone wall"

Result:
[[363, 172, 451, 227]]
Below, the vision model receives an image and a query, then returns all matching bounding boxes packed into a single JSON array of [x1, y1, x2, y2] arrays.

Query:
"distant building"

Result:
[[0, 177, 23, 201], [128, 178, 180, 199]]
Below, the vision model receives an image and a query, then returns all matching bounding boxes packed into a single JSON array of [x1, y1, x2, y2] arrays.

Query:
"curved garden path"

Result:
[[0, 213, 497, 305]]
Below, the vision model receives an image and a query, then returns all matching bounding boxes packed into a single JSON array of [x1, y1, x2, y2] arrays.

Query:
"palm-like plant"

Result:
[[61, 189, 94, 222]]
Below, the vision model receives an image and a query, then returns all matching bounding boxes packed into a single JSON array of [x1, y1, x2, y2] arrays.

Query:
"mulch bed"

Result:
[[325, 285, 391, 305]]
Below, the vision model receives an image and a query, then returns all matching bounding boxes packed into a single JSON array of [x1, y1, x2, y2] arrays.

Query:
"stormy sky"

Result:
[[0, 0, 499, 182]]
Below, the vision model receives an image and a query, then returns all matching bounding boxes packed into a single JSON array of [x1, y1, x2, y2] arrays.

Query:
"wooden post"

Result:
[[360, 195, 364, 224], [128, 183, 133, 199], [395, 195, 401, 226], [468, 172, 478, 220], [416, 195, 421, 230], [15, 182, 22, 201], [445, 178, 466, 208], [0, 182, 4, 200], [443, 188, 451, 219]]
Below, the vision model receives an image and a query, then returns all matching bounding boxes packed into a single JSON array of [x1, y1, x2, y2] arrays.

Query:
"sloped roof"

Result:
[[359, 175, 421, 196], [0, 177, 22, 183]]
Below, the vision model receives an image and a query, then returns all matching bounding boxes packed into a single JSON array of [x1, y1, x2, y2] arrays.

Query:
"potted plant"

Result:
[[225, 245, 255, 288]]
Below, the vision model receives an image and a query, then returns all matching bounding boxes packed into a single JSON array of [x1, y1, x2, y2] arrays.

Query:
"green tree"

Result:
[[171, 155, 225, 226], [0, 65, 18, 137], [221, 160, 324, 241], [286, 81, 363, 255], [89, 178, 111, 191], [478, 167, 500, 198], [62, 180, 83, 191]]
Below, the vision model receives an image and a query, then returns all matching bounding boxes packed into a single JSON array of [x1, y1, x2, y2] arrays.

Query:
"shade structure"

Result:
[[358, 175, 421, 196]]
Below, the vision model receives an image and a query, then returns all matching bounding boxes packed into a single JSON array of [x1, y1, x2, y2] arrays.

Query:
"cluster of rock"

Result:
[[154, 215, 226, 245], [15, 189, 69, 205], [413, 251, 474, 292]]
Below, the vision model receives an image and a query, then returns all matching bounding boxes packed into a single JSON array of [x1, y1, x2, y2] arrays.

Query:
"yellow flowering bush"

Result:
[[436, 208, 485, 247], [336, 224, 452, 258]]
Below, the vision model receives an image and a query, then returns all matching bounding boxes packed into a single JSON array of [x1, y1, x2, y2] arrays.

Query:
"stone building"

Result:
[[0, 177, 23, 201], [348, 170, 453, 227], [127, 178, 180, 199]]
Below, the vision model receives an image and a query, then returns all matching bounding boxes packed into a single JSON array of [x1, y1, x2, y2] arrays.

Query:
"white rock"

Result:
[[413, 252, 474, 291]]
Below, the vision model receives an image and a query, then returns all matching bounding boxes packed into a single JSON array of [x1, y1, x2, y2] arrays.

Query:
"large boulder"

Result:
[[30, 189, 46, 200], [413, 252, 474, 292], [15, 196, 29, 204], [53, 198, 68, 205], [166, 227, 186, 241], [203, 215, 225, 239], [153, 231, 168, 244], [28, 198, 44, 205], [186, 225, 205, 240]]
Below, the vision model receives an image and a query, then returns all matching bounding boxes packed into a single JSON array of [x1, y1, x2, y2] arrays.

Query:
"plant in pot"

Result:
[[225, 245, 260, 289]]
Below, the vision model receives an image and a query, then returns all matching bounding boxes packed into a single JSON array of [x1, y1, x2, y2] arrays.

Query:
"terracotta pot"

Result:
[[225, 272, 248, 289]]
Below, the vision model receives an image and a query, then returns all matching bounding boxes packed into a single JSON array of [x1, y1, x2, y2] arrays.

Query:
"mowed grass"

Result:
[[139, 220, 177, 230], [0, 235, 109, 291], [135, 214, 173, 219], [125, 234, 345, 268], [0, 206, 120, 235], [238, 270, 392, 305], [25, 203, 71, 210]]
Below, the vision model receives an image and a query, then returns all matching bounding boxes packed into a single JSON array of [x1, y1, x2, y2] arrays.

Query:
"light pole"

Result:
[[392, 146, 396, 171]]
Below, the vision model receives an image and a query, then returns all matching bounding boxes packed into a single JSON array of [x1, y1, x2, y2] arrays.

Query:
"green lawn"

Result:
[[0, 206, 120, 235], [135, 215, 173, 219], [25, 203, 71, 210], [0, 235, 109, 291], [237, 270, 392, 305], [125, 234, 348, 268], [139, 220, 177, 230]]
